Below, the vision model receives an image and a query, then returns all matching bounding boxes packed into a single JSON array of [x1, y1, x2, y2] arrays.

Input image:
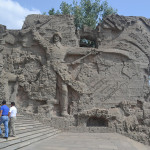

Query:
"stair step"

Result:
[[16, 117, 35, 120], [0, 125, 55, 141], [16, 126, 53, 135], [16, 120, 40, 123], [0, 128, 60, 149], [17, 128, 56, 138], [15, 122, 42, 126], [15, 124, 44, 130], [1, 126, 47, 136], [3, 130, 61, 150], [0, 114, 61, 149], [15, 115, 24, 117]]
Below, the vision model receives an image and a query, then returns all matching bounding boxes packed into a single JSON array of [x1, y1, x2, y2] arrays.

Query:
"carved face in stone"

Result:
[[53, 33, 61, 43], [22, 33, 33, 48]]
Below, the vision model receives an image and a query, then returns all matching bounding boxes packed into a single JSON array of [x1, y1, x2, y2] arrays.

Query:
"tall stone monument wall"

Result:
[[0, 14, 150, 145]]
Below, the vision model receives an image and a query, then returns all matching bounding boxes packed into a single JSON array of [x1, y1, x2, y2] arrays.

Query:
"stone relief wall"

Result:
[[0, 14, 150, 145]]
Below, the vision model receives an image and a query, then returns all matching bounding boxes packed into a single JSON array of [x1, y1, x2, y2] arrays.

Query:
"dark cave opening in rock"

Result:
[[80, 38, 96, 48], [87, 116, 108, 127]]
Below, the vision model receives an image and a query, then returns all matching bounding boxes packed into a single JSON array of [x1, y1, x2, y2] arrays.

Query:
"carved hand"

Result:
[[18, 75, 25, 82]]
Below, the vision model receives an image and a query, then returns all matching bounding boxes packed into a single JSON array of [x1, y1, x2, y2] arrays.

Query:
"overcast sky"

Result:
[[0, 0, 150, 29]]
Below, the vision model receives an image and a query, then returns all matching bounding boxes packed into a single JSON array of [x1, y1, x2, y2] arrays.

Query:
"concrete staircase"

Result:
[[0, 115, 61, 150]]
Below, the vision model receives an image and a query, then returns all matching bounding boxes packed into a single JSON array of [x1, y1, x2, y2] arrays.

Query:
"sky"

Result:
[[0, 0, 150, 29]]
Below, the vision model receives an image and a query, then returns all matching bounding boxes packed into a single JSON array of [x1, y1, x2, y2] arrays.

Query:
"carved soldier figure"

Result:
[[0, 35, 18, 104], [0, 50, 25, 104], [0, 53, 17, 103], [49, 32, 89, 116], [120, 101, 139, 133], [50, 32, 69, 117]]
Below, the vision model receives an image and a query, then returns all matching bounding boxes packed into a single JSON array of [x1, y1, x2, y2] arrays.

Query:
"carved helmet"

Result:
[[53, 32, 62, 42]]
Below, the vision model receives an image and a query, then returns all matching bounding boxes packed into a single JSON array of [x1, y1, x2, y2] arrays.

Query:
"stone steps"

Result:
[[15, 126, 48, 134], [15, 123, 42, 126], [15, 120, 40, 123], [1, 123, 44, 131], [0, 114, 61, 150]]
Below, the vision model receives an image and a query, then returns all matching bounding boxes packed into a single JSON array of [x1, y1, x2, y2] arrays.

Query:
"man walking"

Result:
[[0, 100, 9, 139], [8, 102, 17, 137]]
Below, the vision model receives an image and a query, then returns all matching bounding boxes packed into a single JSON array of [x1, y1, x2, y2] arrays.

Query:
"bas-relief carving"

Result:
[[0, 14, 150, 145], [0, 51, 23, 104]]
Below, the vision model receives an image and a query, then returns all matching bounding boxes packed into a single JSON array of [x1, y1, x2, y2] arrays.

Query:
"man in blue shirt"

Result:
[[0, 100, 9, 139]]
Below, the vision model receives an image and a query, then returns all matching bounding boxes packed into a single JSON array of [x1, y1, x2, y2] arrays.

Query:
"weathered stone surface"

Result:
[[0, 14, 150, 145]]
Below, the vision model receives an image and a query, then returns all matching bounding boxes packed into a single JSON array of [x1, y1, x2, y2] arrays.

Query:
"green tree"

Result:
[[101, 0, 117, 19], [79, 0, 103, 28], [48, 8, 55, 15], [60, 1, 72, 14], [48, 8, 61, 15], [48, 0, 117, 29], [42, 12, 47, 15], [72, 0, 83, 29]]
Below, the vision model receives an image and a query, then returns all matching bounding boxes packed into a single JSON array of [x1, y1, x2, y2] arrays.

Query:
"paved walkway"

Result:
[[22, 132, 150, 150]]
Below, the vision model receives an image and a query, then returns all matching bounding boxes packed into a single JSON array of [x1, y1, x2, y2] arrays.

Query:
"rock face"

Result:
[[0, 14, 150, 145]]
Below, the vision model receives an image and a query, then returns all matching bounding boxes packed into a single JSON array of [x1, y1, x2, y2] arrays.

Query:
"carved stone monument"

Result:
[[0, 14, 150, 145]]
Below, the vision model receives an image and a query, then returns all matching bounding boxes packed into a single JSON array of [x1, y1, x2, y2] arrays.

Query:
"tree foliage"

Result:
[[48, 8, 55, 15], [60, 2, 72, 15], [101, 0, 117, 19], [47, 0, 117, 29], [48, 8, 60, 15]]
